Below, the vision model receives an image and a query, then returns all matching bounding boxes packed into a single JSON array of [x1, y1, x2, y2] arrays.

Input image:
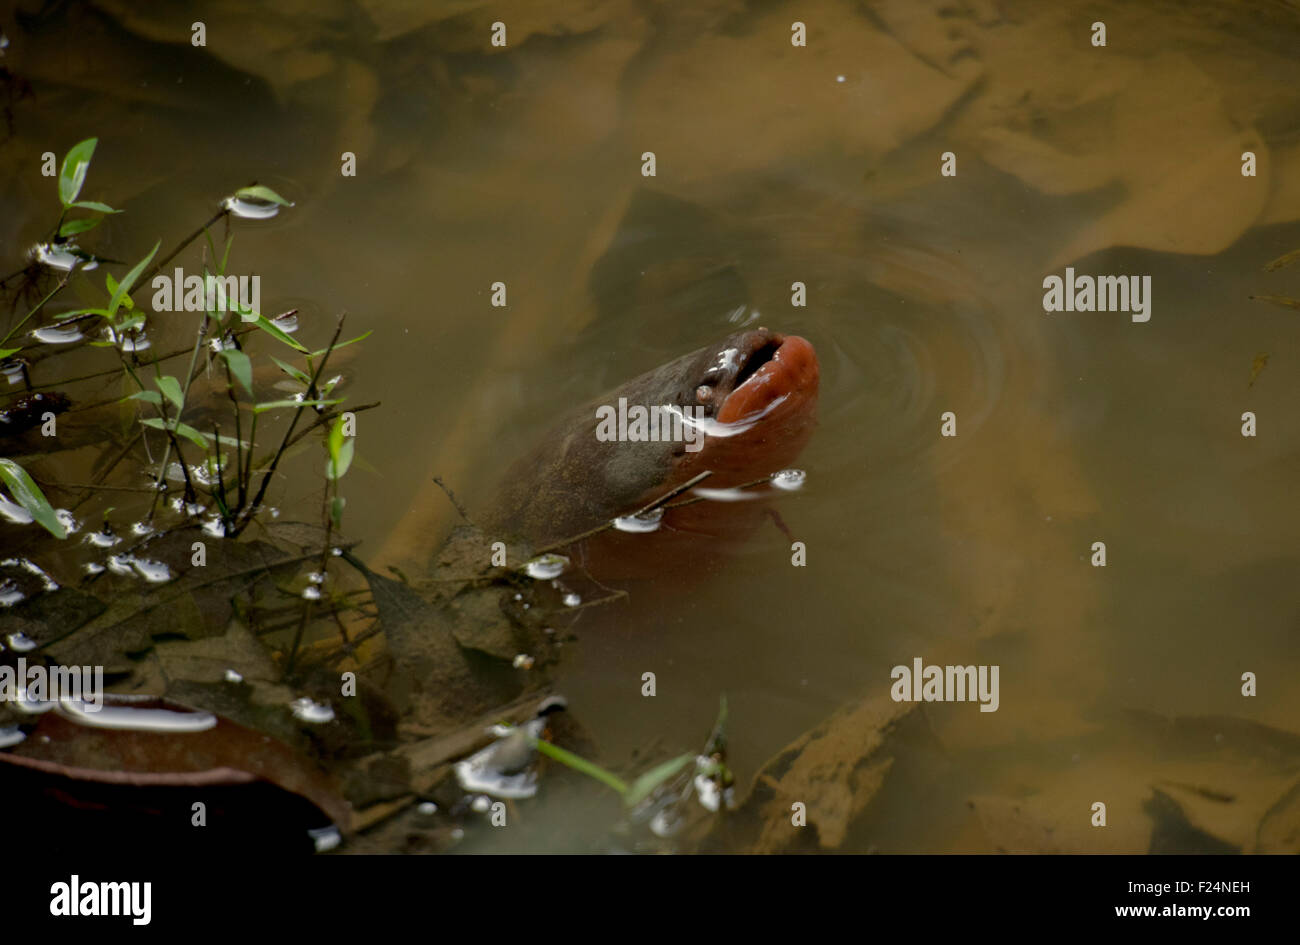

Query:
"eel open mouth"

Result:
[[714, 330, 819, 425]]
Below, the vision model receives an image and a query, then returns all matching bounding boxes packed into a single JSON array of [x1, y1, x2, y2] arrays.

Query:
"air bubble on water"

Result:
[[130, 558, 171, 583], [512, 654, 534, 670], [0, 726, 25, 749], [691, 486, 761, 503], [307, 825, 341, 853], [202, 516, 228, 538], [417, 801, 438, 816], [56, 698, 217, 732], [1, 361, 24, 385], [271, 313, 299, 334], [562, 592, 581, 608], [167, 464, 215, 489], [120, 333, 150, 352], [13, 689, 55, 714], [6, 632, 36, 652], [0, 579, 25, 607], [330, 547, 343, 557], [83, 562, 105, 575], [33, 243, 81, 271], [454, 734, 541, 800], [612, 508, 664, 533], [524, 553, 569, 580], [0, 496, 33, 525], [85, 529, 120, 548], [694, 773, 723, 812], [222, 195, 285, 220], [301, 585, 321, 601], [770, 469, 806, 492], [308, 571, 325, 584], [3, 557, 58, 592], [106, 325, 151, 352], [107, 555, 135, 576], [649, 808, 683, 838], [130, 521, 154, 537], [224, 669, 244, 684], [54, 509, 80, 534], [290, 697, 334, 724], [31, 323, 84, 344], [471, 795, 491, 813]]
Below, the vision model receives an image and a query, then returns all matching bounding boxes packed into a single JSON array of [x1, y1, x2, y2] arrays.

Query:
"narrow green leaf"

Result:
[[234, 184, 293, 207], [311, 331, 372, 358], [58, 138, 97, 207], [0, 457, 67, 539], [58, 217, 101, 237], [532, 738, 629, 796], [125, 390, 162, 405], [254, 314, 308, 352], [624, 753, 696, 808], [142, 420, 244, 450], [140, 416, 207, 450], [219, 349, 253, 395], [328, 414, 345, 461], [71, 200, 119, 214], [0, 348, 20, 359], [330, 495, 346, 528], [326, 437, 354, 481], [253, 397, 342, 415], [220, 233, 234, 274], [155, 375, 184, 410], [270, 355, 311, 386], [115, 312, 145, 333], [174, 421, 212, 450], [107, 240, 161, 319]]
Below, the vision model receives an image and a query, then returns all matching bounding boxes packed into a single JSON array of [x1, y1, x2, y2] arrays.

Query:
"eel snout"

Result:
[[708, 330, 819, 425]]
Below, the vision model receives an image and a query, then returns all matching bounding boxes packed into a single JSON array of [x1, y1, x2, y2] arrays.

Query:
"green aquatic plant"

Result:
[[0, 137, 372, 544], [0, 137, 382, 692], [529, 695, 732, 810], [0, 456, 63, 537]]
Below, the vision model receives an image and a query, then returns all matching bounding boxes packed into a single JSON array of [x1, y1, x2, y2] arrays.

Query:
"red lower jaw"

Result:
[[716, 335, 820, 424]]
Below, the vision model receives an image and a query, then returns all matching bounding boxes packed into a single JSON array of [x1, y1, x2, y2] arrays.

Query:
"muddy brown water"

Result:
[[2, 0, 1300, 852]]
